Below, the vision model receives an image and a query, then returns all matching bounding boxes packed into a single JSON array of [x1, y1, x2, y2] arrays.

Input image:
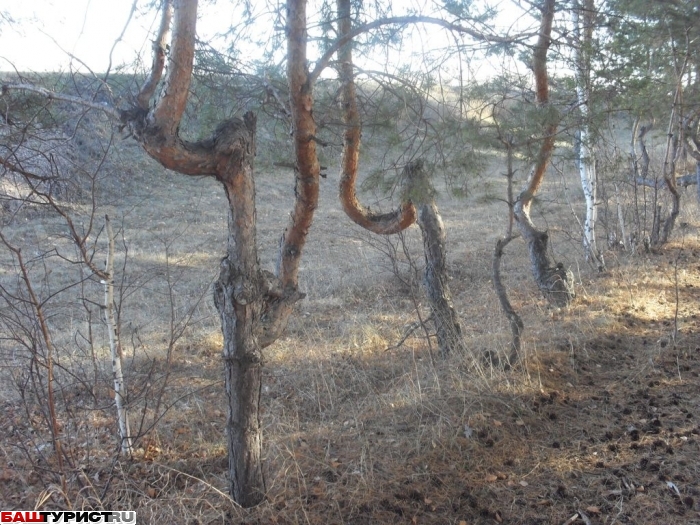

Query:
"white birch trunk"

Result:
[[103, 216, 132, 455], [614, 183, 628, 251], [573, 0, 603, 269]]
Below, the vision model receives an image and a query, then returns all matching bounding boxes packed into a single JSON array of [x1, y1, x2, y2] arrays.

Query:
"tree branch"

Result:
[[136, 0, 173, 109], [1, 83, 120, 119], [150, 0, 196, 137], [309, 15, 529, 85]]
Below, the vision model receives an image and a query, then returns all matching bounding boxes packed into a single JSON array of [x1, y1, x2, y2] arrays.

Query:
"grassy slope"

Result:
[[0, 115, 699, 524]]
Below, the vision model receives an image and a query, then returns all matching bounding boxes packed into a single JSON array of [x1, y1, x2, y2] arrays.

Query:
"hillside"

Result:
[[1, 96, 700, 524]]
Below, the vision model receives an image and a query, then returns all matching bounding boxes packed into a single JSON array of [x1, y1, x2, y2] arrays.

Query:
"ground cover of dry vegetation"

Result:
[[1, 117, 699, 525]]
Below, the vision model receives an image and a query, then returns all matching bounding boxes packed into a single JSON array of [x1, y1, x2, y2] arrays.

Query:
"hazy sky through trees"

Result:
[[0, 0, 256, 72], [0, 0, 534, 80]]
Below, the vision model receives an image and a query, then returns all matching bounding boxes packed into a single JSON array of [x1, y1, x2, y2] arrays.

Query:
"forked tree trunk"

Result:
[[120, 0, 312, 507], [5, 0, 319, 508], [513, 0, 575, 307], [658, 42, 690, 245], [659, 104, 683, 245]]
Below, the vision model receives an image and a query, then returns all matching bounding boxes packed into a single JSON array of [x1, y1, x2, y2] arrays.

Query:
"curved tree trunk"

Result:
[[658, 92, 684, 245], [284, 0, 321, 283], [493, 134, 523, 364], [336, 0, 459, 355], [493, 236, 523, 365], [513, 0, 575, 307], [337, 0, 416, 235]]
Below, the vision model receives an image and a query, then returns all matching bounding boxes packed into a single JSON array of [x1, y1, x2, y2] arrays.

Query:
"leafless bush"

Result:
[[0, 89, 209, 506]]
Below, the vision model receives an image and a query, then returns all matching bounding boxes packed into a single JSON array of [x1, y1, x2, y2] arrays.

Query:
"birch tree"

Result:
[[103, 216, 133, 456], [573, 0, 604, 269]]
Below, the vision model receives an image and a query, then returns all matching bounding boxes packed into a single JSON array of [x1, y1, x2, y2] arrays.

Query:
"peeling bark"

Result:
[[337, 0, 416, 235], [513, 0, 574, 307]]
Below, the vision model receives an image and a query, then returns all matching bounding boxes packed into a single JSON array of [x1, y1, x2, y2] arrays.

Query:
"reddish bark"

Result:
[[118, 0, 318, 507], [282, 0, 321, 285], [513, 0, 574, 307], [337, 0, 416, 235]]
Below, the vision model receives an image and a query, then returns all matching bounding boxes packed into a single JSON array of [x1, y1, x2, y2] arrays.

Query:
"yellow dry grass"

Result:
[[1, 130, 700, 524]]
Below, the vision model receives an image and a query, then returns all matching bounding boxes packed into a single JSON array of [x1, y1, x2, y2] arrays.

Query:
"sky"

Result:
[[1, 1, 149, 72], [0, 0, 534, 78], [0, 0, 247, 73]]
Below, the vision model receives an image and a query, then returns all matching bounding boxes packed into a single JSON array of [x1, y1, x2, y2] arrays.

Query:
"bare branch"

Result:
[[105, 0, 140, 82], [1, 83, 120, 119], [493, 235, 523, 364], [0, 155, 59, 183]]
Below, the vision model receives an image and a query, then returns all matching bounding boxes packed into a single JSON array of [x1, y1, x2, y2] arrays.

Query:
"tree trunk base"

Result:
[[519, 220, 575, 307], [214, 257, 266, 508], [493, 236, 523, 366], [409, 171, 464, 356]]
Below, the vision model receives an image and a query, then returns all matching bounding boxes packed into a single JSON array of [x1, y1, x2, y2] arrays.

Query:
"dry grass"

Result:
[[1, 127, 700, 525]]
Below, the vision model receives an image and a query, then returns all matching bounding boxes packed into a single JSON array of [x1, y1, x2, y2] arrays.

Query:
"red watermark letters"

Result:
[[0, 512, 135, 523]]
